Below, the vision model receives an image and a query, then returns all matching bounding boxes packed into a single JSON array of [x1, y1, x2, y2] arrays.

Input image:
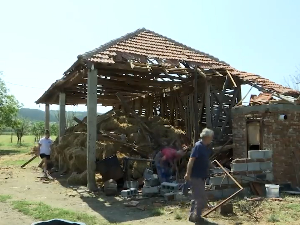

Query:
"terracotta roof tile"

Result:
[[78, 28, 299, 96], [250, 93, 274, 105]]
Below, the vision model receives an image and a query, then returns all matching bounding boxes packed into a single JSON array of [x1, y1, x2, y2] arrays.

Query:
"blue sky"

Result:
[[0, 0, 299, 113]]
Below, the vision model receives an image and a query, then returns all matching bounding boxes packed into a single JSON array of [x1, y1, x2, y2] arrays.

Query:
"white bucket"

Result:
[[265, 184, 280, 198]]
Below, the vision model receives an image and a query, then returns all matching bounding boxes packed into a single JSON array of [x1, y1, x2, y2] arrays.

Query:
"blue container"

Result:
[[31, 219, 86, 225]]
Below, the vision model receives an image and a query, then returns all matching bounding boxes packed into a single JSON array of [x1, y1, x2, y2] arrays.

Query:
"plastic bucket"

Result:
[[265, 184, 280, 198]]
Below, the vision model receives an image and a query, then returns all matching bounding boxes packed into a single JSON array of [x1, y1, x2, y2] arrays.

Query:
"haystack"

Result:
[[50, 111, 188, 184]]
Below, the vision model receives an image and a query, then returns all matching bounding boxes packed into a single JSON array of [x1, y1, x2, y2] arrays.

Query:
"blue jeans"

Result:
[[156, 164, 171, 183]]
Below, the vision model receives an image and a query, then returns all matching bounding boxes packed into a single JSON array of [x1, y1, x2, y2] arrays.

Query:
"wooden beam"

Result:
[[213, 77, 229, 128], [87, 65, 98, 191], [116, 92, 161, 148], [217, 86, 241, 141], [226, 70, 237, 87], [195, 67, 206, 78], [45, 104, 50, 130], [59, 93, 66, 141], [205, 81, 212, 128], [193, 71, 199, 143]]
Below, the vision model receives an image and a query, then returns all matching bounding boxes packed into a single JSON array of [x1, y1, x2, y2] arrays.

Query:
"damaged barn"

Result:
[[35, 28, 300, 201]]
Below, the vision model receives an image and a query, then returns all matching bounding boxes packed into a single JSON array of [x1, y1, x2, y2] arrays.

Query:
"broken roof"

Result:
[[35, 28, 300, 105]]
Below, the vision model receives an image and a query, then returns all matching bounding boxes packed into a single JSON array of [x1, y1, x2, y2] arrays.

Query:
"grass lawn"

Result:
[[0, 134, 56, 166], [0, 195, 106, 225], [0, 134, 36, 155]]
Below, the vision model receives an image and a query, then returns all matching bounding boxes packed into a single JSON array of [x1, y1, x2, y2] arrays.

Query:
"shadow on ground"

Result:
[[52, 173, 161, 223], [0, 149, 24, 156], [50, 172, 221, 224]]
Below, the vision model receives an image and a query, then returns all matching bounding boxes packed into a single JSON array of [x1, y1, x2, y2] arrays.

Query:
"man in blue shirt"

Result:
[[184, 128, 214, 224]]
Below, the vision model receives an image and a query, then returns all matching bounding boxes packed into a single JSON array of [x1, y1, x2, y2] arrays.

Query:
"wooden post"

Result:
[[87, 64, 98, 191], [59, 93, 66, 141], [236, 84, 242, 103], [193, 71, 199, 143], [205, 81, 212, 128], [45, 104, 50, 130]]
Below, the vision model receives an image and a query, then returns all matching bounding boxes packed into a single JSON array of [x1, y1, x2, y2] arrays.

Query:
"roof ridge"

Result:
[[80, 28, 147, 59], [79, 28, 229, 65], [143, 29, 229, 65]]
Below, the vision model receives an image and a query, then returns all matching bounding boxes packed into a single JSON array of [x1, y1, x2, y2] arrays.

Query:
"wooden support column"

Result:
[[59, 93, 66, 141], [236, 84, 242, 103], [45, 104, 50, 131], [205, 80, 212, 128], [87, 64, 98, 191], [193, 71, 199, 143]]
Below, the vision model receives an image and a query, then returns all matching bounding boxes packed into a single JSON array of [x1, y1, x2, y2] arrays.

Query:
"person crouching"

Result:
[[154, 146, 186, 183]]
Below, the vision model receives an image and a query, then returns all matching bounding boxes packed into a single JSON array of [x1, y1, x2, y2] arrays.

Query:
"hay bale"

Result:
[[50, 111, 188, 176], [127, 133, 138, 143], [67, 170, 87, 186], [117, 116, 128, 124], [100, 118, 120, 131], [67, 147, 87, 172]]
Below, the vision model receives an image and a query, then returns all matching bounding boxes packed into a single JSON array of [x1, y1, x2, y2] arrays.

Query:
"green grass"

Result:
[[150, 207, 165, 216], [12, 200, 98, 225], [0, 195, 110, 225], [0, 135, 36, 156], [0, 195, 12, 202], [1, 157, 40, 166], [0, 134, 57, 166]]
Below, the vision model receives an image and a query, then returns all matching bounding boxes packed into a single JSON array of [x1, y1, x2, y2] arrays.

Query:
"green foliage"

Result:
[[30, 121, 45, 141], [19, 108, 89, 122], [12, 118, 30, 144], [50, 122, 59, 136], [0, 77, 22, 130]]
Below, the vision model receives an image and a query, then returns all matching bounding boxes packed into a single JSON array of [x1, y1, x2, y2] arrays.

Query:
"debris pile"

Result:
[[50, 110, 188, 184]]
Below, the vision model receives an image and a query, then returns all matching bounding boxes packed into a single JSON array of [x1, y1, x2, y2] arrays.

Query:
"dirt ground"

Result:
[[0, 153, 231, 225], [0, 166, 218, 225], [0, 202, 34, 225]]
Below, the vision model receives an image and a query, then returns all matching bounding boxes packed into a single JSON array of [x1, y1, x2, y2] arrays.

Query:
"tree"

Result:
[[0, 76, 21, 130], [30, 121, 45, 142], [284, 67, 300, 91], [13, 118, 29, 144], [50, 123, 59, 137], [54, 111, 77, 129]]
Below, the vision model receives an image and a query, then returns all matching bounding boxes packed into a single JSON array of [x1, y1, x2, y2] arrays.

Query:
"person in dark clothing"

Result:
[[184, 128, 214, 224]]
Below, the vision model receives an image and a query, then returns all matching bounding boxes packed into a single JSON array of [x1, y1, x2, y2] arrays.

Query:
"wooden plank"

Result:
[[212, 78, 229, 128], [116, 92, 161, 147], [73, 116, 84, 124], [21, 155, 37, 168], [217, 86, 240, 140], [195, 67, 206, 78], [193, 71, 199, 143], [226, 70, 237, 87], [175, 93, 185, 120], [205, 81, 212, 128], [198, 94, 204, 125], [169, 94, 175, 124]]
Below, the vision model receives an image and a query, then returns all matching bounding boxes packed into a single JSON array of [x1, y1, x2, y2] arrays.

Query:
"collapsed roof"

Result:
[[35, 28, 299, 105]]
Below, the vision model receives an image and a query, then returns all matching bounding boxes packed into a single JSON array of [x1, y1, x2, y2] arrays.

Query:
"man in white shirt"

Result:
[[38, 129, 53, 174]]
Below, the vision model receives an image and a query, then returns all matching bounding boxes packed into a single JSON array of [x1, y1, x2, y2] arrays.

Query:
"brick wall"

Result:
[[232, 104, 300, 185], [207, 150, 273, 200]]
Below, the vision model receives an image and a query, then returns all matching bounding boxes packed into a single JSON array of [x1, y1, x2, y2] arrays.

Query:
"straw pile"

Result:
[[50, 111, 187, 184]]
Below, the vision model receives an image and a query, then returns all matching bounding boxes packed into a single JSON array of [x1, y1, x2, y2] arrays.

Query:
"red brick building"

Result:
[[232, 103, 300, 185]]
